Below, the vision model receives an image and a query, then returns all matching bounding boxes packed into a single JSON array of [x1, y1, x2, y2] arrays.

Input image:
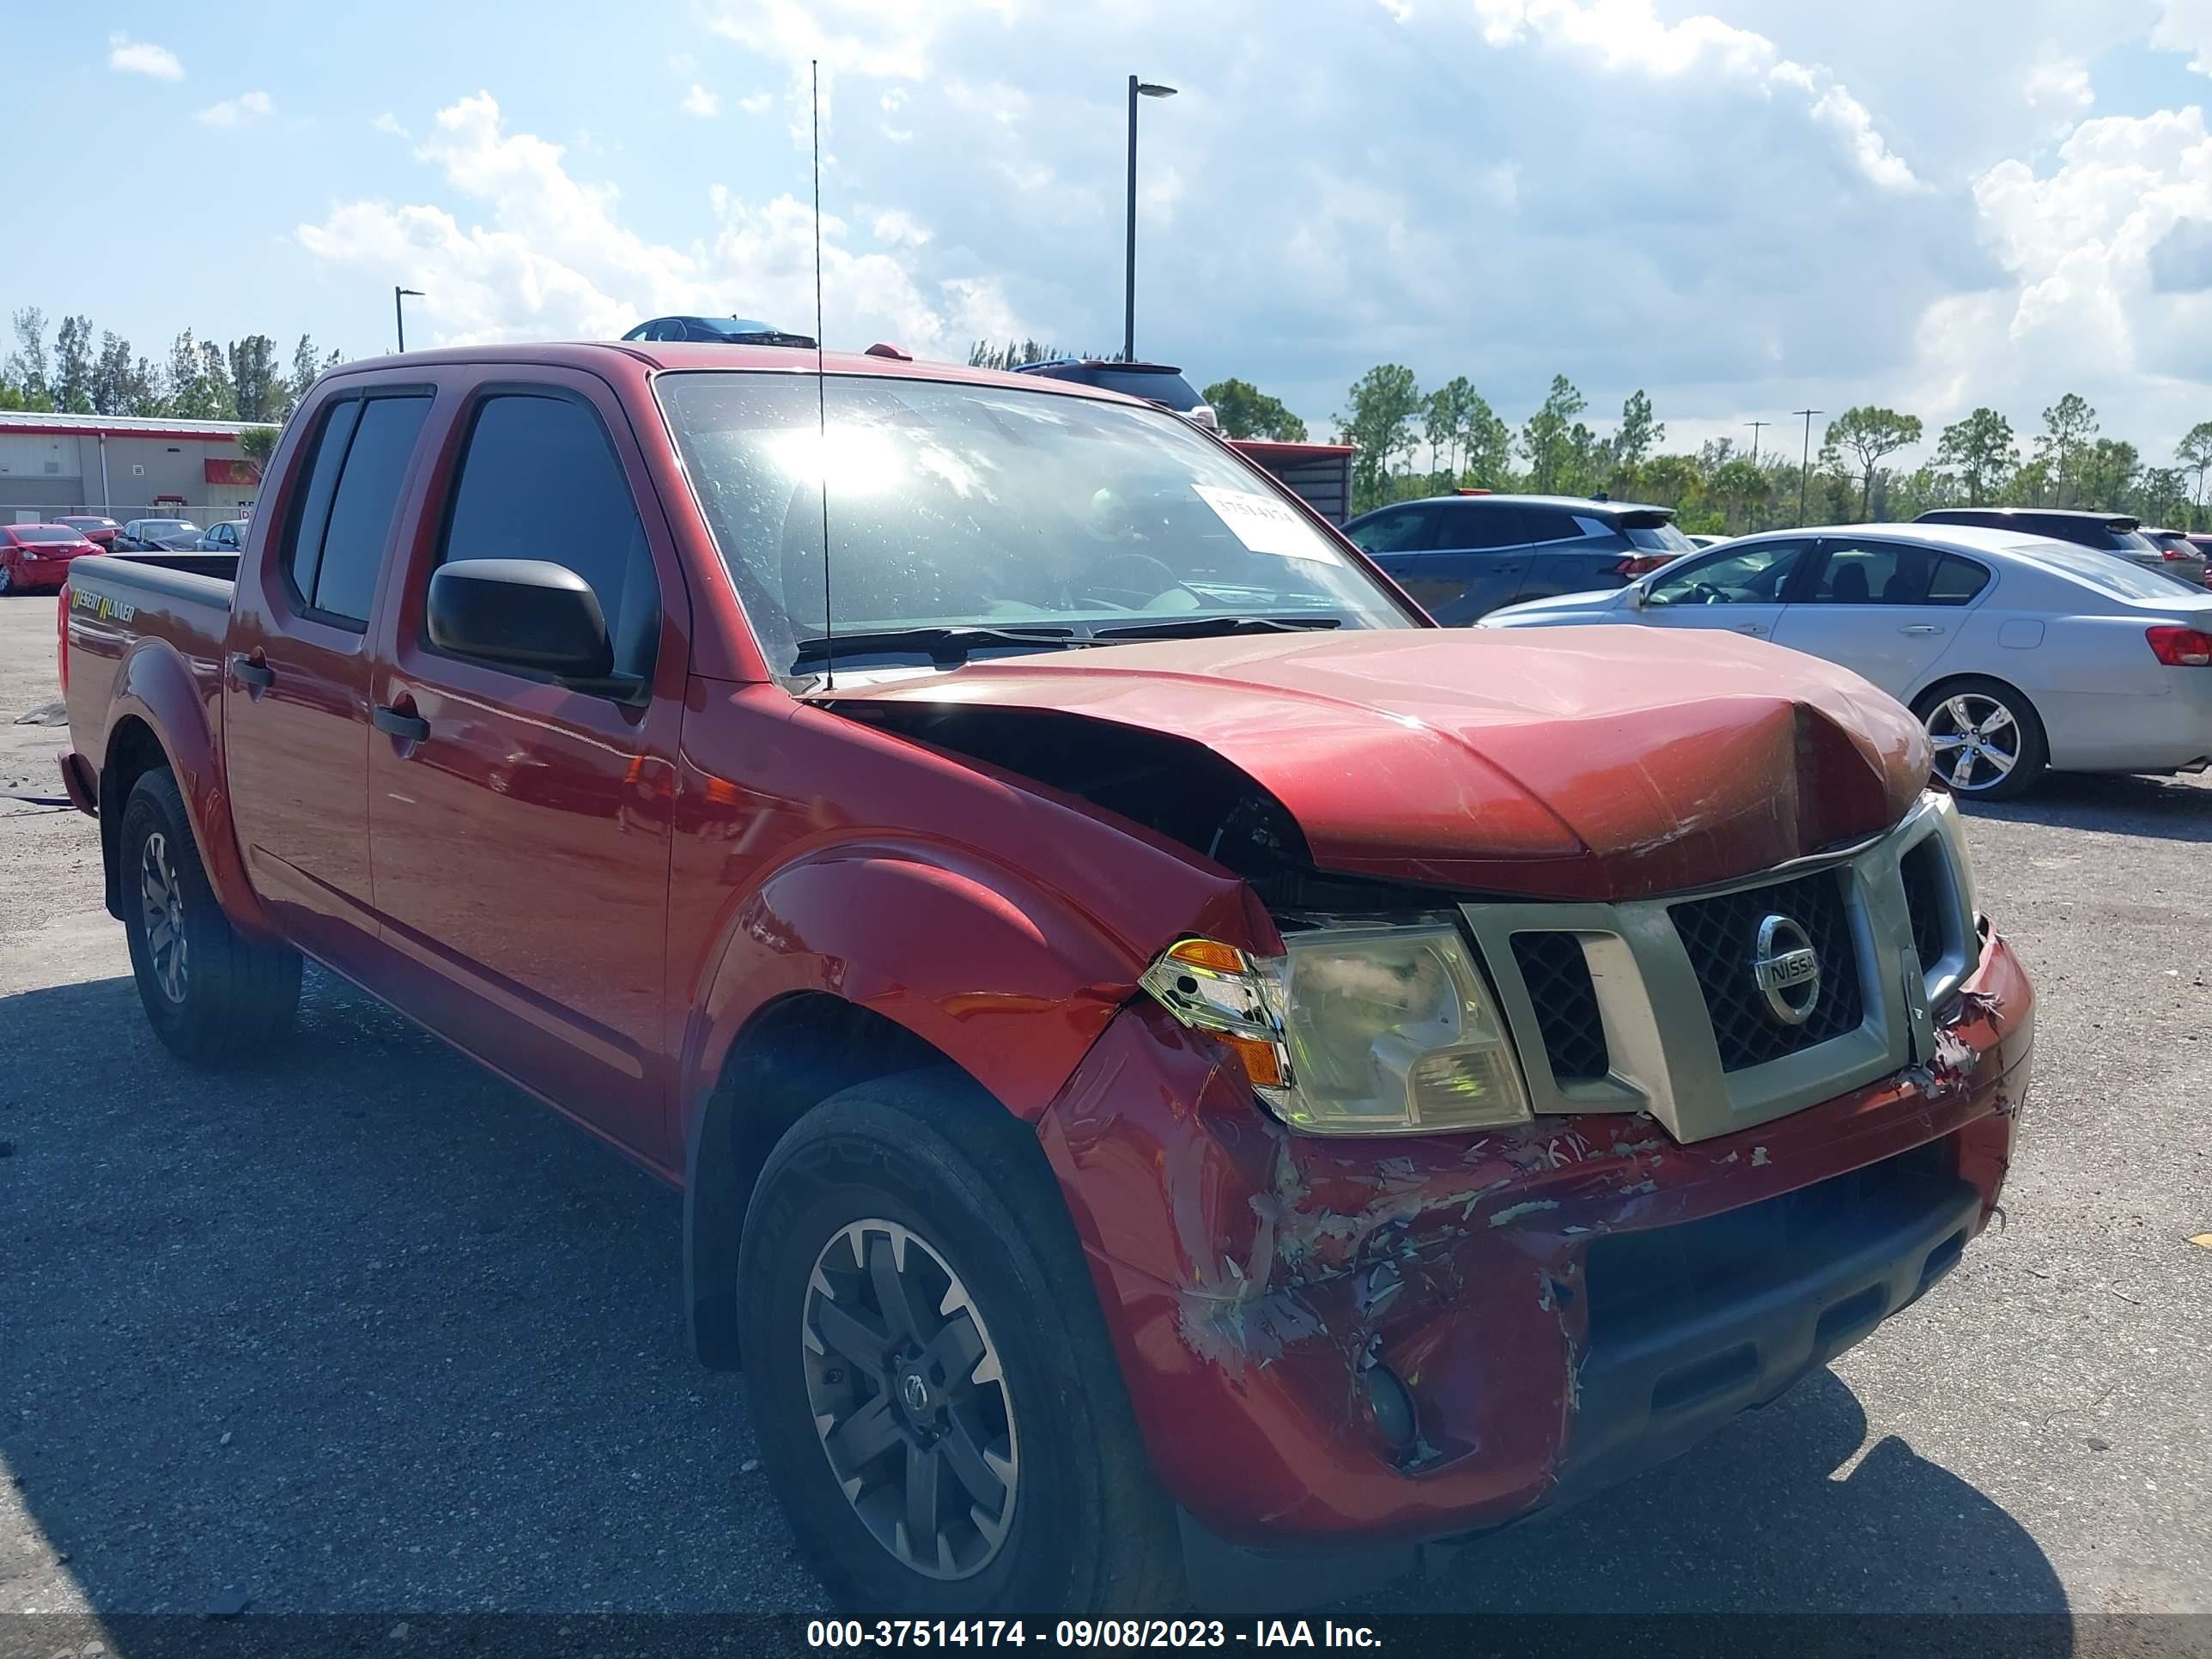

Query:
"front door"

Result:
[[366, 376, 685, 1158], [1636, 538, 1814, 642], [222, 388, 434, 973]]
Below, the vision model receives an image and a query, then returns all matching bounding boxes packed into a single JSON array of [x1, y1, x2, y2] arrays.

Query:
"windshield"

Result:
[[1626, 522, 1693, 552], [2020, 540, 2212, 601], [655, 372, 1413, 676], [1077, 368, 1202, 410], [143, 520, 198, 536]]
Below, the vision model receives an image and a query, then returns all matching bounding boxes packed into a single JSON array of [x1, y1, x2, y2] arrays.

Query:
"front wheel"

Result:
[[0, 562, 15, 595], [119, 769, 302, 1063], [1914, 678, 2046, 801], [737, 1073, 1183, 1615]]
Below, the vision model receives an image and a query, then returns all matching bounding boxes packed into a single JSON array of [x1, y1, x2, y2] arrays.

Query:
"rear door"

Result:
[[1770, 536, 1991, 696], [1636, 538, 1814, 641], [365, 374, 686, 1158], [1355, 501, 1531, 623], [222, 385, 435, 974]]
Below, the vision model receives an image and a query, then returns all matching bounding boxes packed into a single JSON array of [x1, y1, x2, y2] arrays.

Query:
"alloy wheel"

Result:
[[802, 1218, 1018, 1581], [1923, 693, 2021, 794], [138, 830, 189, 1004]]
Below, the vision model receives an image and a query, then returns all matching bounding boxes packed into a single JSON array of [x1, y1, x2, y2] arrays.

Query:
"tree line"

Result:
[[1323, 364, 2212, 532], [1, 307, 343, 427]]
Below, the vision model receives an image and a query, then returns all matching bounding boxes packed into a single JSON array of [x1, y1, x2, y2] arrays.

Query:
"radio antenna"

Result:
[[811, 57, 834, 689]]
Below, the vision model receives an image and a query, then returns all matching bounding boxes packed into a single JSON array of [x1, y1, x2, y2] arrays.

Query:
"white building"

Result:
[[0, 410, 277, 525]]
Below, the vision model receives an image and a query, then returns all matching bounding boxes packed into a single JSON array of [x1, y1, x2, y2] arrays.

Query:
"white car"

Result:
[[1481, 523, 2212, 799]]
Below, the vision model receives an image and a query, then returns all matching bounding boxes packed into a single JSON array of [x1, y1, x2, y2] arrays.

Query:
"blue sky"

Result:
[[19, 1, 2212, 460]]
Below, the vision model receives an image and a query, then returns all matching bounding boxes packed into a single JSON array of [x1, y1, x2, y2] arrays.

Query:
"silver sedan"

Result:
[[1480, 523, 2212, 799]]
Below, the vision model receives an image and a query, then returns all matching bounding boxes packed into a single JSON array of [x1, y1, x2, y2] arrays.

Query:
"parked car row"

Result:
[[1482, 523, 2212, 799]]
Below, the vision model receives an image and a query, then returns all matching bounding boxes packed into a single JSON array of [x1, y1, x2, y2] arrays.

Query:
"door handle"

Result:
[[231, 653, 274, 689], [373, 702, 430, 743], [1900, 624, 1946, 636], [1732, 623, 1766, 635]]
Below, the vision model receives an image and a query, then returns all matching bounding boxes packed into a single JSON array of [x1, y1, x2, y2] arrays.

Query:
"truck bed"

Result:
[[62, 550, 240, 800]]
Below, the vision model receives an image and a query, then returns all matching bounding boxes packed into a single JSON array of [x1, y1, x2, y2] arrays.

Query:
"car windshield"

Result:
[[1626, 522, 1693, 552], [146, 520, 198, 536], [656, 371, 1412, 676]]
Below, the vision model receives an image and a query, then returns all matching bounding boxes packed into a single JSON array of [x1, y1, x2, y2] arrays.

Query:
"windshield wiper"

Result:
[[790, 625, 1083, 668], [1089, 615, 1345, 642]]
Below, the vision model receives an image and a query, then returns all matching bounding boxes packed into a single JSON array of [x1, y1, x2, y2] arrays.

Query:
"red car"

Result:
[[0, 523, 100, 594], [55, 514, 121, 551], [56, 343, 2034, 1613]]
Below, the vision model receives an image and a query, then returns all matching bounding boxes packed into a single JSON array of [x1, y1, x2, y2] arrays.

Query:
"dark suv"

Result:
[[1913, 507, 2208, 586], [622, 316, 816, 348], [1011, 359, 1218, 429], [1343, 493, 1694, 623]]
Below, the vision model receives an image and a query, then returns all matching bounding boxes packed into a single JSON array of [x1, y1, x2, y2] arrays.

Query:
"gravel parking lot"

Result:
[[1, 589, 2207, 1622]]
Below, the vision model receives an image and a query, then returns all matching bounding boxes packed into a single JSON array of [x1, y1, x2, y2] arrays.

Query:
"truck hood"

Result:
[[821, 627, 1929, 901]]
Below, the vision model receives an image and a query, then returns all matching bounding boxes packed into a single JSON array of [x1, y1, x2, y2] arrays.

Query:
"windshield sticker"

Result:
[[1192, 484, 1334, 562]]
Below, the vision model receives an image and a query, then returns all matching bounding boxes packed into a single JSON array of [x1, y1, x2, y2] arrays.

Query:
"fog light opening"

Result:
[[1364, 1360, 1419, 1454]]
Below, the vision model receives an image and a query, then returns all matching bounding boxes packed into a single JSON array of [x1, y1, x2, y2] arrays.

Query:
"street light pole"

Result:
[[1123, 76, 1177, 363], [1794, 408, 1824, 526], [395, 287, 424, 354]]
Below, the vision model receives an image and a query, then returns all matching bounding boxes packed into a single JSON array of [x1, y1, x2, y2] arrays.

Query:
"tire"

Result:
[[118, 769, 301, 1063], [1913, 677, 2047, 801], [737, 1071, 1184, 1615], [0, 563, 15, 595]]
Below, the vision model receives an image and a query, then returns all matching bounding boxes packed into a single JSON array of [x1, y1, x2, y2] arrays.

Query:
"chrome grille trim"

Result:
[[1462, 793, 1980, 1144]]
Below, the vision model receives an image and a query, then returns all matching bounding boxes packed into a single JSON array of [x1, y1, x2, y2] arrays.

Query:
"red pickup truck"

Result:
[[55, 343, 2034, 1614]]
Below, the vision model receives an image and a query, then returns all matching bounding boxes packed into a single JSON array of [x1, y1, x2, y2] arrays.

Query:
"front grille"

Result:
[[1510, 932, 1609, 1082], [1899, 839, 1947, 973], [1669, 869, 1863, 1072]]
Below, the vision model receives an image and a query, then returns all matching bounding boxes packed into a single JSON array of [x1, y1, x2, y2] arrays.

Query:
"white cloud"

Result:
[[198, 90, 274, 128], [738, 91, 775, 114], [681, 83, 720, 118], [1468, 0, 1917, 190], [372, 111, 409, 138], [2023, 50, 2094, 125], [295, 91, 1030, 353], [2152, 0, 2212, 74], [107, 33, 181, 80]]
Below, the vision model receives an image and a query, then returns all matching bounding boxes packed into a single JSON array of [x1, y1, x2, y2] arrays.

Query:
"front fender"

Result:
[[105, 637, 272, 937], [681, 839, 1147, 1129]]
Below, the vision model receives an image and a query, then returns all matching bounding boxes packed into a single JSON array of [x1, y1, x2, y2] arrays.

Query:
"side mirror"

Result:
[[1623, 583, 1646, 609], [428, 559, 614, 680]]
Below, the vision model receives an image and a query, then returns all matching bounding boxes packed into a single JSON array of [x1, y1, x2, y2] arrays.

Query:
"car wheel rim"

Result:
[[1925, 693, 2021, 794], [138, 830, 188, 1004], [801, 1218, 1018, 1581]]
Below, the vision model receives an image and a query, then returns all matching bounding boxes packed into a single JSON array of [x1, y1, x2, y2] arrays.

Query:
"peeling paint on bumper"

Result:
[[1037, 933, 2032, 1553]]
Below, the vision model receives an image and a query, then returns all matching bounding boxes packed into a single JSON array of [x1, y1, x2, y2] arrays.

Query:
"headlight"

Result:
[[1139, 923, 1532, 1136]]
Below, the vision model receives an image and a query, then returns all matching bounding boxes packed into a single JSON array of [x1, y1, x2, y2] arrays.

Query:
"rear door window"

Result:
[[1431, 503, 1529, 550], [435, 392, 661, 682], [312, 397, 434, 624], [1927, 555, 1991, 605], [1518, 507, 1601, 545], [1346, 506, 1436, 555], [283, 393, 433, 626]]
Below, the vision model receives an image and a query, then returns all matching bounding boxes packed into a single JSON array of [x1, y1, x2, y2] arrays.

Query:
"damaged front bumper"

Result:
[[1036, 933, 2033, 1606]]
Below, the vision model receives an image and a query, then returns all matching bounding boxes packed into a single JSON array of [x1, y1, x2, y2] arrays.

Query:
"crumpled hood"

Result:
[[822, 627, 1930, 901]]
